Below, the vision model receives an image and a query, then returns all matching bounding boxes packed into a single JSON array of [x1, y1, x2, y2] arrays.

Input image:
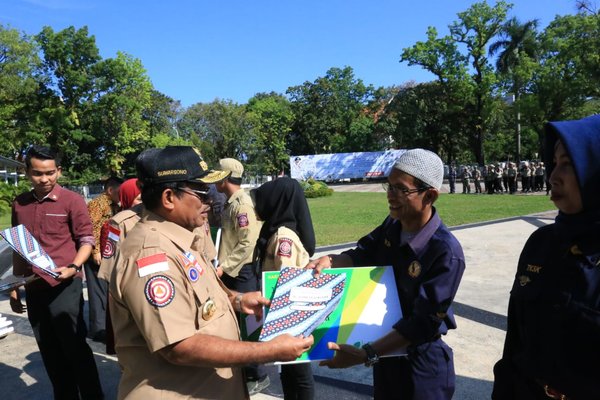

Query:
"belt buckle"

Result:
[[543, 384, 567, 400]]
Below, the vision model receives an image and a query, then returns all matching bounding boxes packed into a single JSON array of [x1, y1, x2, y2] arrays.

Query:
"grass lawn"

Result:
[[308, 192, 556, 246], [0, 192, 556, 247], [0, 213, 9, 230]]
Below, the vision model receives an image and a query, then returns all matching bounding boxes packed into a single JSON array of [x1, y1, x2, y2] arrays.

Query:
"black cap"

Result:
[[136, 146, 230, 186]]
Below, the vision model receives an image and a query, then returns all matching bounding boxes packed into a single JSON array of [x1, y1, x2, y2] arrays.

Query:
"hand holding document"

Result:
[[1, 225, 60, 287]]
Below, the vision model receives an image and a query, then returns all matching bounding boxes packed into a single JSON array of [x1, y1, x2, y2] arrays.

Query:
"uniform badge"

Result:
[[179, 251, 204, 281], [145, 275, 175, 307], [237, 213, 249, 228], [202, 298, 217, 320], [102, 240, 115, 259], [384, 239, 391, 247], [519, 275, 531, 286], [570, 245, 583, 255], [137, 253, 170, 277], [277, 238, 293, 258], [408, 261, 421, 278], [188, 267, 200, 282]]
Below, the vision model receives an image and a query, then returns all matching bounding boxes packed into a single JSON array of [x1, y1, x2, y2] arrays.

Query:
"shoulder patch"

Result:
[[102, 240, 116, 259], [145, 275, 175, 307], [237, 213, 249, 228], [277, 238, 293, 258], [137, 253, 170, 277]]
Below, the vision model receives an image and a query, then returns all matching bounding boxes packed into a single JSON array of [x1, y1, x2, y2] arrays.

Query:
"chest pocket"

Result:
[[45, 213, 68, 234], [190, 280, 227, 334]]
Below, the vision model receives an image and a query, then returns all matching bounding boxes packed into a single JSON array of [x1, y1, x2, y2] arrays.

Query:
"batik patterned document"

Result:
[[0, 224, 60, 286], [259, 267, 346, 342], [259, 266, 404, 362]]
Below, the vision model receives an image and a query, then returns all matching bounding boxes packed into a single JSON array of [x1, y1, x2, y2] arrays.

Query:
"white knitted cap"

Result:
[[393, 149, 444, 190]]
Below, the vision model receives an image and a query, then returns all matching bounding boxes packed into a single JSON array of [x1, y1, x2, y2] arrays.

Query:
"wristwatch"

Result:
[[362, 343, 380, 367], [68, 263, 82, 272]]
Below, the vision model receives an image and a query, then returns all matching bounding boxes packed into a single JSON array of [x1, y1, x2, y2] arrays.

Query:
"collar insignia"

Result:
[[570, 245, 583, 255], [408, 261, 421, 278], [519, 275, 531, 286]]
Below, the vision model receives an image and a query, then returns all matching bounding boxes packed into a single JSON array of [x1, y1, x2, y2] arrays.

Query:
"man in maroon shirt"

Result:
[[9, 145, 103, 400]]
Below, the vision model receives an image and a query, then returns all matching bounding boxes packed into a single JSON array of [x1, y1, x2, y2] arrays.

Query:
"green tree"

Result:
[[0, 25, 45, 156], [448, 0, 510, 165], [178, 99, 251, 165], [246, 92, 293, 177], [286, 66, 379, 155], [89, 52, 153, 174], [490, 17, 539, 163], [35, 26, 101, 177]]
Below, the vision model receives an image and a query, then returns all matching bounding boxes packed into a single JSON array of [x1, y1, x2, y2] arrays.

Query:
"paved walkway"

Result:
[[0, 209, 557, 399]]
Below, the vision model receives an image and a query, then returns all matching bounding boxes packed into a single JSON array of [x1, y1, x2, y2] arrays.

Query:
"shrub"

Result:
[[302, 179, 334, 198], [0, 180, 31, 217]]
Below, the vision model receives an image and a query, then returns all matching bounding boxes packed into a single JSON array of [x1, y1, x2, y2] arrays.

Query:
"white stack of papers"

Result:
[[0, 313, 14, 338]]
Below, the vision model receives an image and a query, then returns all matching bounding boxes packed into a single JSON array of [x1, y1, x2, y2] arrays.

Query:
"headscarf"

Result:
[[545, 114, 600, 241], [119, 178, 141, 210], [252, 177, 316, 262]]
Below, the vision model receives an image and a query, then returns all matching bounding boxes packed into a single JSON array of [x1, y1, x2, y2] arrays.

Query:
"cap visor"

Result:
[[195, 170, 231, 184]]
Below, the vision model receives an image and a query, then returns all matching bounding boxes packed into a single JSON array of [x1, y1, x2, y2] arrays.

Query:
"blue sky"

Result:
[[3, 0, 578, 106]]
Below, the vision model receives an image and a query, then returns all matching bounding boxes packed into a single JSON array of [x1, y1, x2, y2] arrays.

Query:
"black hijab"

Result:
[[252, 177, 316, 262]]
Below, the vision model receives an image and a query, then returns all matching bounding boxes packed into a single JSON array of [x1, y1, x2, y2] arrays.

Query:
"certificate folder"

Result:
[[1, 224, 60, 286], [260, 266, 404, 362], [259, 267, 346, 342]]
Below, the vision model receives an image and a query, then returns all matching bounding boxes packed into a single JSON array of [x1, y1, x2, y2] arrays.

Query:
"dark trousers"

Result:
[[26, 278, 103, 400], [84, 261, 108, 336], [281, 363, 315, 400], [373, 339, 454, 400], [222, 263, 268, 381]]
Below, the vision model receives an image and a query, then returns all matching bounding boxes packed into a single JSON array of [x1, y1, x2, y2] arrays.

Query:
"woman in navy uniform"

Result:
[[493, 114, 600, 399]]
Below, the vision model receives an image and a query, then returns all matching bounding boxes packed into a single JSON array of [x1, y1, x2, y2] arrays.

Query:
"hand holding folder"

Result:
[[0, 225, 61, 287]]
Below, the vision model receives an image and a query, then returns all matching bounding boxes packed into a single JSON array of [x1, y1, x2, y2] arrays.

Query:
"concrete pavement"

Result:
[[0, 209, 557, 399]]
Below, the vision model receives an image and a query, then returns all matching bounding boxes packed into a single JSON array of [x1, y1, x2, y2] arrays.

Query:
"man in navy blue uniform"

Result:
[[493, 115, 600, 400], [308, 148, 466, 400]]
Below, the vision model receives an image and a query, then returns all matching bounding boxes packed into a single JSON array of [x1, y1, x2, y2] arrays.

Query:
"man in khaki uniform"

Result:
[[215, 157, 269, 394], [109, 147, 313, 400]]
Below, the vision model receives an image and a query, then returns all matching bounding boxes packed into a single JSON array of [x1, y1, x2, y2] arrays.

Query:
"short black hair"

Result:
[[104, 176, 123, 190], [25, 145, 61, 169], [141, 182, 184, 211], [227, 176, 242, 185]]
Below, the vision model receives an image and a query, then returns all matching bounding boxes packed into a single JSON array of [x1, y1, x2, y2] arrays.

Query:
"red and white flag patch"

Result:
[[107, 225, 121, 242], [277, 238, 293, 258], [137, 253, 170, 277], [237, 213, 249, 228]]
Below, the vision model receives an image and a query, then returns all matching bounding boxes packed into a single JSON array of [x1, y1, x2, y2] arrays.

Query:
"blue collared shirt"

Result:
[[343, 208, 466, 344]]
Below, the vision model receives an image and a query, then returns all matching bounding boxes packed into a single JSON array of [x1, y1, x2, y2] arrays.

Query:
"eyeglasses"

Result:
[[382, 183, 427, 196], [177, 187, 210, 203]]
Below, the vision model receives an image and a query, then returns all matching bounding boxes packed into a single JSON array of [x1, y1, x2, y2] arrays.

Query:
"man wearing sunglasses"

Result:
[[109, 146, 313, 399], [307, 148, 466, 400]]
